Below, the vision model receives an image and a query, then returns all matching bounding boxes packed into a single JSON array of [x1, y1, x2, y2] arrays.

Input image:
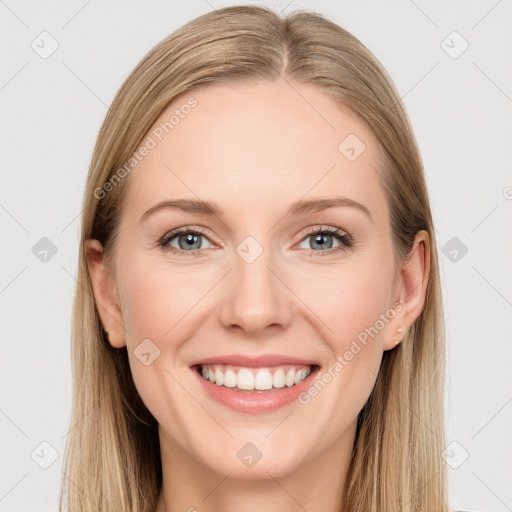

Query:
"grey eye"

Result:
[[165, 231, 213, 251], [298, 232, 343, 251]]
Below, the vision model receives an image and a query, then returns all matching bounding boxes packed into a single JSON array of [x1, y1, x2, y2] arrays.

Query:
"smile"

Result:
[[190, 355, 321, 414], [197, 364, 313, 392]]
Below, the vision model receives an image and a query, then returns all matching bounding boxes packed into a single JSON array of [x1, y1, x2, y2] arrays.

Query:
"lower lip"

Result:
[[191, 366, 319, 414]]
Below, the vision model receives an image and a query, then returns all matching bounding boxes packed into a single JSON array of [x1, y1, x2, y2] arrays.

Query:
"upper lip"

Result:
[[189, 354, 319, 368]]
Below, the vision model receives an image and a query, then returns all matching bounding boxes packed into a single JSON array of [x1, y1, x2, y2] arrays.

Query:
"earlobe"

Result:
[[393, 326, 404, 347], [384, 230, 430, 351], [84, 239, 127, 349]]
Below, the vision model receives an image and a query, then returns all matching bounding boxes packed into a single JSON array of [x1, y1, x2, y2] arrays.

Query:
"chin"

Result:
[[207, 456, 301, 480], [192, 436, 306, 480]]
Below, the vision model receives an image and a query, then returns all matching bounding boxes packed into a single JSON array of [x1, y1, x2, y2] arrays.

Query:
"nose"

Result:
[[218, 247, 293, 337]]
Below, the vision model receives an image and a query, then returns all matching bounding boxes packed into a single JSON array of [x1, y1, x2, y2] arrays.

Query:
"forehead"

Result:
[[123, 79, 388, 222]]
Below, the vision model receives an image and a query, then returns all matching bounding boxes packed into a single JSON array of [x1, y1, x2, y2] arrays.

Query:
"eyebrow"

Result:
[[140, 197, 372, 223]]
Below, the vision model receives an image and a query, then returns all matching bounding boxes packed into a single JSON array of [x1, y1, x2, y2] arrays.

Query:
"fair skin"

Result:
[[86, 79, 429, 512]]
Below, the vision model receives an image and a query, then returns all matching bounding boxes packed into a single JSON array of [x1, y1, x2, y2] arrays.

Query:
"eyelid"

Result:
[[293, 225, 354, 253], [295, 224, 351, 242], [158, 224, 354, 256], [158, 226, 218, 254], [160, 226, 213, 242]]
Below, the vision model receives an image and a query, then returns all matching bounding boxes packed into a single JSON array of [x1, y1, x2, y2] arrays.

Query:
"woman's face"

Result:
[[87, 79, 427, 479]]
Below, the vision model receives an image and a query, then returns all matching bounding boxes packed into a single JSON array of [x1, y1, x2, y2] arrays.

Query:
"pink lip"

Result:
[[189, 354, 319, 368], [189, 355, 320, 414]]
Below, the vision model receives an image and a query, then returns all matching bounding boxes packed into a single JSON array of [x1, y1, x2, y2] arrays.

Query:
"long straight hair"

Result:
[[59, 5, 449, 511]]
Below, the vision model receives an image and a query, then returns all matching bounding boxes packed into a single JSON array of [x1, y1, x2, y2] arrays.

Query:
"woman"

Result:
[[59, 5, 454, 511]]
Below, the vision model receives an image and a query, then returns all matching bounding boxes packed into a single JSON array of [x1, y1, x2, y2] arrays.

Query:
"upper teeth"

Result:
[[200, 364, 312, 391]]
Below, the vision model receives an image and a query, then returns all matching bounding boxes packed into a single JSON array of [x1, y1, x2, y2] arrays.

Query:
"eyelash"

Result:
[[158, 226, 354, 257]]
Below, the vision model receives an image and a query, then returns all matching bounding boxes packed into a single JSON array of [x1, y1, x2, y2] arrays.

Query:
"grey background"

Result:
[[1, 0, 511, 511]]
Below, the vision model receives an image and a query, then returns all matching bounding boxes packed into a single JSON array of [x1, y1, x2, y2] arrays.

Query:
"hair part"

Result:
[[60, 5, 448, 511]]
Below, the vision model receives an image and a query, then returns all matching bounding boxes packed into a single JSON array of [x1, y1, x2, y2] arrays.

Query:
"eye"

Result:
[[158, 225, 354, 257], [297, 226, 353, 255], [159, 227, 214, 256]]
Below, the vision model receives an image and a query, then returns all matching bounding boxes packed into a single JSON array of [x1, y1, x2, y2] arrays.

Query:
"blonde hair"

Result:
[[60, 5, 449, 511]]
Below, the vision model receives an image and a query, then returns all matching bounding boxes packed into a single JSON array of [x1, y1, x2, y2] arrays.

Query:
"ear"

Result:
[[84, 239, 126, 348], [383, 230, 430, 351]]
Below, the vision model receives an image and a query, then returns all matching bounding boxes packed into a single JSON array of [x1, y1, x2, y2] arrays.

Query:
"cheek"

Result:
[[114, 255, 219, 414], [114, 255, 204, 440], [290, 263, 392, 449], [116, 255, 212, 343], [296, 258, 394, 350]]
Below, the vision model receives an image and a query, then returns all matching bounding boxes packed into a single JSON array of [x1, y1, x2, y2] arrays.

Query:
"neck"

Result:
[[155, 420, 356, 512]]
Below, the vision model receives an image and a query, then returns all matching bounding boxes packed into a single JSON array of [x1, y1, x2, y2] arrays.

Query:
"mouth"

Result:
[[189, 355, 320, 414], [192, 363, 319, 393]]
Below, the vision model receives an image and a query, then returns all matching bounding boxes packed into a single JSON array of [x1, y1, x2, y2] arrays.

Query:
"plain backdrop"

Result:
[[1, 1, 511, 511]]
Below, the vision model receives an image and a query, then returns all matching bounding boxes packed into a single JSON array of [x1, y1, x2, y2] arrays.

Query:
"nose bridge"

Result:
[[218, 236, 292, 334]]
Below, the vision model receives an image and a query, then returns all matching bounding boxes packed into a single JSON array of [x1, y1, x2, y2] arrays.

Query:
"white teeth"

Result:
[[198, 364, 313, 391], [295, 368, 309, 384], [237, 368, 254, 390], [272, 369, 286, 388], [254, 369, 273, 390], [223, 369, 237, 388]]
